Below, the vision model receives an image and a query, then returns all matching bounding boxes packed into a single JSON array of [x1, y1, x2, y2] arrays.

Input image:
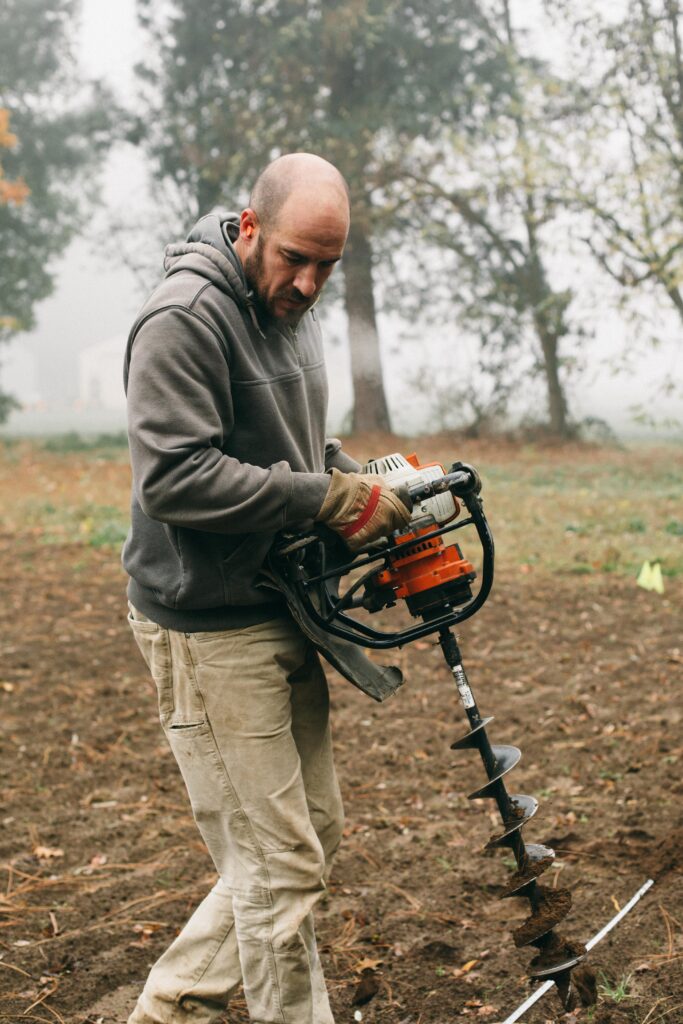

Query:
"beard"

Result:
[[243, 234, 313, 325]]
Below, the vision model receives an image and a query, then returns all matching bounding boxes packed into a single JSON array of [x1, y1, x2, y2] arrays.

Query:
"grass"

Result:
[[1, 436, 682, 576], [0, 440, 131, 550], [40, 431, 129, 453], [598, 970, 633, 1002], [15, 500, 129, 548], [425, 439, 683, 578]]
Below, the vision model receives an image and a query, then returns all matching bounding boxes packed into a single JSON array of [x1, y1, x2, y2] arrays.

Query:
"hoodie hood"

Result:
[[187, 208, 241, 252], [162, 209, 264, 332]]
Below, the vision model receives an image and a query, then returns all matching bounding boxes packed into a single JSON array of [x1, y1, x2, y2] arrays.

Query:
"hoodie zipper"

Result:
[[288, 325, 302, 366]]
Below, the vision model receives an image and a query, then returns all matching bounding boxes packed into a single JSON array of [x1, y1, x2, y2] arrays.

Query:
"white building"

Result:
[[79, 334, 127, 411]]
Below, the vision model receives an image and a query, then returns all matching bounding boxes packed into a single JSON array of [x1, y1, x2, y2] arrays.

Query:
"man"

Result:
[[123, 153, 410, 1024]]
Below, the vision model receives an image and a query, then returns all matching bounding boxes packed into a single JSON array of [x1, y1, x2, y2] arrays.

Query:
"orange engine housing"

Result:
[[362, 453, 477, 618], [373, 527, 475, 602]]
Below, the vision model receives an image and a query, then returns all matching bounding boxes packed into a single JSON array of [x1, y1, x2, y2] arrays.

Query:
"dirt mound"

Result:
[[591, 1003, 632, 1024], [414, 939, 460, 962], [643, 826, 683, 880], [529, 931, 586, 974], [572, 964, 598, 1006]]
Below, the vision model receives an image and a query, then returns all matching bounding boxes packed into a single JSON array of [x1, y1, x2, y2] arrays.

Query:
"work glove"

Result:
[[317, 468, 412, 552]]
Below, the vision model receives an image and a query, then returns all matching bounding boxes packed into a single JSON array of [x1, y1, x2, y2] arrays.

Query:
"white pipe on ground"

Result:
[[499, 878, 655, 1024]]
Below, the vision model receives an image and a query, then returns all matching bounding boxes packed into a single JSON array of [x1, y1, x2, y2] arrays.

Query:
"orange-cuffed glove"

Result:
[[316, 469, 412, 552]]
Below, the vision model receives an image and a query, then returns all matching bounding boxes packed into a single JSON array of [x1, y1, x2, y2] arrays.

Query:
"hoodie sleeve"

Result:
[[126, 307, 331, 533]]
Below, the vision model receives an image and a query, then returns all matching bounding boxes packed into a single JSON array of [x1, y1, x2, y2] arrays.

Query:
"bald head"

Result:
[[250, 153, 350, 233], [234, 153, 350, 325]]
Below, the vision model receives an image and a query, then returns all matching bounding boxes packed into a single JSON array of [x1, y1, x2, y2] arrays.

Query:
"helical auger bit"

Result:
[[439, 627, 586, 1010]]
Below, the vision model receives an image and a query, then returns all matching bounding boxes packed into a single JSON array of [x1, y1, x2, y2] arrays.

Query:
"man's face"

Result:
[[242, 192, 348, 325]]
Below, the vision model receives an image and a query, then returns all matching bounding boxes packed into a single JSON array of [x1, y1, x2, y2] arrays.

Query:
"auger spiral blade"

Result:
[[438, 628, 585, 1010], [467, 745, 521, 798], [513, 886, 573, 946], [485, 794, 538, 849], [450, 717, 495, 749], [501, 843, 555, 898]]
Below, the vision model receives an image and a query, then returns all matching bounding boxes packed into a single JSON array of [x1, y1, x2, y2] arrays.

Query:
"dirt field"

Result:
[[1, 437, 682, 1024]]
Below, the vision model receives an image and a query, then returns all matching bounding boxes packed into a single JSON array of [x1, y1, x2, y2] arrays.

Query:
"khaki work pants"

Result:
[[127, 608, 344, 1024]]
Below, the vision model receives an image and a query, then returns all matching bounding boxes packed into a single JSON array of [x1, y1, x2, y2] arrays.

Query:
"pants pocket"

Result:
[[128, 609, 175, 719]]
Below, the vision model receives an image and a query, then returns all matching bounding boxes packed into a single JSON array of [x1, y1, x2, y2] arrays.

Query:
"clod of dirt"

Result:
[[416, 940, 460, 962], [351, 969, 380, 1006], [513, 887, 573, 947], [620, 827, 655, 842], [591, 1003, 632, 1024], [485, 800, 529, 848], [572, 964, 598, 1006], [528, 931, 586, 974], [644, 825, 683, 880], [501, 855, 554, 896], [542, 832, 582, 854]]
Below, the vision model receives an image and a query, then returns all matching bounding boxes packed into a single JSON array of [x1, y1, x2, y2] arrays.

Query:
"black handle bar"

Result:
[[407, 461, 482, 506], [269, 461, 494, 651]]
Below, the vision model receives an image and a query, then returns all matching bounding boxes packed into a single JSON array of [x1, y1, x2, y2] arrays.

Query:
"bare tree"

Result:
[[553, 0, 683, 325], [386, 0, 583, 437]]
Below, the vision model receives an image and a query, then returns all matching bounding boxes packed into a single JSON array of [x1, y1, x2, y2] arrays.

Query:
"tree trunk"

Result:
[[665, 281, 683, 323], [502, 0, 572, 438], [524, 212, 572, 437], [533, 319, 570, 436], [341, 220, 392, 433], [196, 174, 223, 217]]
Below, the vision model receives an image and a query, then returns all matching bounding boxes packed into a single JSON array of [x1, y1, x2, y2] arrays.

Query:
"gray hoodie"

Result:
[[122, 210, 358, 631]]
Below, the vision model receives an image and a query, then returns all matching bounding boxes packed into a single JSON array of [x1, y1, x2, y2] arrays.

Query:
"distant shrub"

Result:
[[41, 432, 128, 453], [89, 520, 129, 548]]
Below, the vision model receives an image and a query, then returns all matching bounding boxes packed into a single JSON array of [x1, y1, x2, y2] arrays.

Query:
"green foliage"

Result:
[[6, 439, 682, 576], [476, 444, 683, 577], [386, 0, 583, 436], [40, 431, 129, 453], [549, 1, 683, 331], [0, 0, 114, 418], [25, 499, 129, 548], [564, 523, 590, 535], [132, 0, 511, 429], [597, 970, 632, 1003], [0, 390, 20, 424], [134, 0, 507, 215], [89, 518, 129, 548]]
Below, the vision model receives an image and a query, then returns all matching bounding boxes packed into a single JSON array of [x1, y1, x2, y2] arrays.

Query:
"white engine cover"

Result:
[[362, 452, 457, 527]]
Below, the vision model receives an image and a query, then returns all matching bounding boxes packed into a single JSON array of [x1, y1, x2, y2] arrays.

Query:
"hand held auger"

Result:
[[270, 455, 586, 1010], [440, 627, 584, 1007]]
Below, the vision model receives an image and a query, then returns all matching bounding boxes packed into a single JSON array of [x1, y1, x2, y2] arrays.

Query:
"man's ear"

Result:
[[240, 208, 259, 241]]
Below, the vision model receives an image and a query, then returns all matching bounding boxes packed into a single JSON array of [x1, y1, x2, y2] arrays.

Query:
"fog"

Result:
[[1, 0, 681, 440]]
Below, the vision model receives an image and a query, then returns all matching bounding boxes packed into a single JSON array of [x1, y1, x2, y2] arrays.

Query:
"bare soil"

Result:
[[1, 527, 682, 1024]]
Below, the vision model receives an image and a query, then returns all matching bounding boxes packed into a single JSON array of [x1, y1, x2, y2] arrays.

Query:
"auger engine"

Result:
[[269, 453, 591, 1012], [361, 453, 477, 618]]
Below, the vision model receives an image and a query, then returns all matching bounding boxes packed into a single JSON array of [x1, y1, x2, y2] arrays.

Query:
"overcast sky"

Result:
[[2, 0, 681, 437]]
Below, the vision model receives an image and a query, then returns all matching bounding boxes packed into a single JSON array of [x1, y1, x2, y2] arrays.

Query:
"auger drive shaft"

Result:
[[439, 627, 585, 1008], [269, 454, 589, 1011]]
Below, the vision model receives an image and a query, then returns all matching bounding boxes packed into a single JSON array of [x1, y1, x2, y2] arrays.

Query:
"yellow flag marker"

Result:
[[637, 561, 653, 589], [651, 562, 664, 594], [637, 560, 664, 593]]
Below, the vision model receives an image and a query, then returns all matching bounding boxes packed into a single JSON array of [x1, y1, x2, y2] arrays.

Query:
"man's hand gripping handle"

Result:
[[316, 469, 412, 553]]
